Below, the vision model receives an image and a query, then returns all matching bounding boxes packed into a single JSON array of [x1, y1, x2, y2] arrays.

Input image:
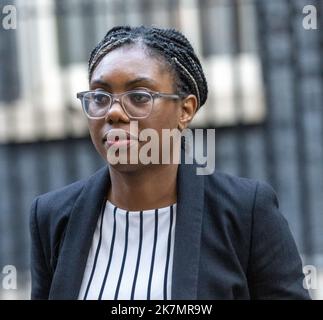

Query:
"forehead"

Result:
[[90, 45, 173, 89]]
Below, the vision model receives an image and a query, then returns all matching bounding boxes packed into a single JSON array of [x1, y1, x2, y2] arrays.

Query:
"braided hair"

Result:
[[88, 25, 208, 109]]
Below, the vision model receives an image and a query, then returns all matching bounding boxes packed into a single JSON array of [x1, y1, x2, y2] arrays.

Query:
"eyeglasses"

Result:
[[76, 89, 182, 119]]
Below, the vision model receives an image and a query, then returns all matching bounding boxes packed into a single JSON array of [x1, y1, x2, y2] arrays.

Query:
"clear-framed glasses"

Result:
[[76, 89, 182, 119]]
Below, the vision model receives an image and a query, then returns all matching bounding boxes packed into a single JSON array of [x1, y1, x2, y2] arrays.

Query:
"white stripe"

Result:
[[167, 207, 176, 299]]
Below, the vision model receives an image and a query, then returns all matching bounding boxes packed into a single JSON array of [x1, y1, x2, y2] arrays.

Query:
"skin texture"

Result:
[[88, 44, 197, 211]]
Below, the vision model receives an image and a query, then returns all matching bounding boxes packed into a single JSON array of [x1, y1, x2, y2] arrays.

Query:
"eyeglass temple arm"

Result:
[[77, 92, 88, 99], [155, 93, 182, 99]]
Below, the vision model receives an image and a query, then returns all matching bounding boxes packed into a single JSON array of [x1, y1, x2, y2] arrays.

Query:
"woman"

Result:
[[30, 25, 310, 300]]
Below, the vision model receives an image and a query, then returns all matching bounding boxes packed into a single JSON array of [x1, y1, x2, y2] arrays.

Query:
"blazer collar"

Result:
[[172, 161, 205, 299], [49, 161, 204, 300], [49, 166, 110, 299]]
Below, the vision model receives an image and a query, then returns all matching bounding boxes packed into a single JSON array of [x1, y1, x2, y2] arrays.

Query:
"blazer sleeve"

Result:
[[247, 181, 311, 299], [30, 197, 52, 299]]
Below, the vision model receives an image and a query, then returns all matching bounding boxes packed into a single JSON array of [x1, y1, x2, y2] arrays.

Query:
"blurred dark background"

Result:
[[0, 0, 322, 299]]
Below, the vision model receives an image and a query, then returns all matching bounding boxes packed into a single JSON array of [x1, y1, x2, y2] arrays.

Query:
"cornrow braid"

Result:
[[172, 57, 200, 107], [88, 25, 208, 108], [89, 37, 131, 77]]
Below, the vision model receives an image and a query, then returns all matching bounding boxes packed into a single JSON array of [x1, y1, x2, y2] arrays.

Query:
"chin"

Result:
[[107, 162, 148, 174]]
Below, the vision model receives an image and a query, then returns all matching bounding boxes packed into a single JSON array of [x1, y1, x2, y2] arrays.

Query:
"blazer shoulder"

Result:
[[35, 178, 86, 215], [30, 178, 86, 243], [206, 170, 264, 198], [204, 170, 279, 219], [30, 166, 108, 228], [211, 170, 258, 187]]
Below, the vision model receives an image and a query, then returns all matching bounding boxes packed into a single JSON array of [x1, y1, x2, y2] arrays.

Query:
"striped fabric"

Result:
[[78, 200, 177, 300]]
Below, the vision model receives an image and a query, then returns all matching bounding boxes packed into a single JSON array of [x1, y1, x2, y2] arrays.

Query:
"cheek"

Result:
[[88, 120, 105, 152], [88, 121, 99, 139], [148, 105, 181, 130], [141, 107, 181, 151]]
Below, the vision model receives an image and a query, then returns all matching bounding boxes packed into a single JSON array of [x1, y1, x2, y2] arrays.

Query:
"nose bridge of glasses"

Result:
[[108, 94, 127, 115]]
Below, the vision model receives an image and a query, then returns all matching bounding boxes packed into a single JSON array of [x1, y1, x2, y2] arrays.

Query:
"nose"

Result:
[[105, 98, 129, 124]]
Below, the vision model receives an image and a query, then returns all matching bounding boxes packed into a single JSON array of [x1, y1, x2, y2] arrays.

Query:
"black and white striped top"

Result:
[[78, 200, 177, 300]]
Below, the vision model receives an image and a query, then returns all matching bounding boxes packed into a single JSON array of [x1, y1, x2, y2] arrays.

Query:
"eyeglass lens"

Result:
[[83, 91, 153, 118]]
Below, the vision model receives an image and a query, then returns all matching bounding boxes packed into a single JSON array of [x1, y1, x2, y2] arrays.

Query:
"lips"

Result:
[[103, 129, 138, 147]]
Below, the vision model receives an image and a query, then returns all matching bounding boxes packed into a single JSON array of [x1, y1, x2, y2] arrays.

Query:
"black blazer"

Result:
[[30, 162, 310, 300]]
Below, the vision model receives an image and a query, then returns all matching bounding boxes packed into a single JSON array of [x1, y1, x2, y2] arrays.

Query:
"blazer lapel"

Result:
[[171, 161, 205, 299], [49, 166, 110, 299]]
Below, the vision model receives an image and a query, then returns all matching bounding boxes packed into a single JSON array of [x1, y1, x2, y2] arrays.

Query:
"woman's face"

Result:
[[87, 44, 195, 171]]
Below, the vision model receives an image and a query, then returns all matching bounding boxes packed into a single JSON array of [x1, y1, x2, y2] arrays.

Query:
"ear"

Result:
[[178, 94, 198, 130]]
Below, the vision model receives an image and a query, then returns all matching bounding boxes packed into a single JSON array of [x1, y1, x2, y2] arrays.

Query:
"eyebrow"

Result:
[[90, 77, 158, 89]]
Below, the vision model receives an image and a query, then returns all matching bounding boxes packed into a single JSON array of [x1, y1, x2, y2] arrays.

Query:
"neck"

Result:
[[107, 164, 179, 211]]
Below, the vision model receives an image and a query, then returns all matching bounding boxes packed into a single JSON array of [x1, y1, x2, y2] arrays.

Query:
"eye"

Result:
[[128, 92, 151, 104], [93, 92, 110, 106]]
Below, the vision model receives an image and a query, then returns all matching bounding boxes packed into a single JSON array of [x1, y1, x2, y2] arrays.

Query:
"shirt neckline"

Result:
[[105, 200, 177, 215]]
